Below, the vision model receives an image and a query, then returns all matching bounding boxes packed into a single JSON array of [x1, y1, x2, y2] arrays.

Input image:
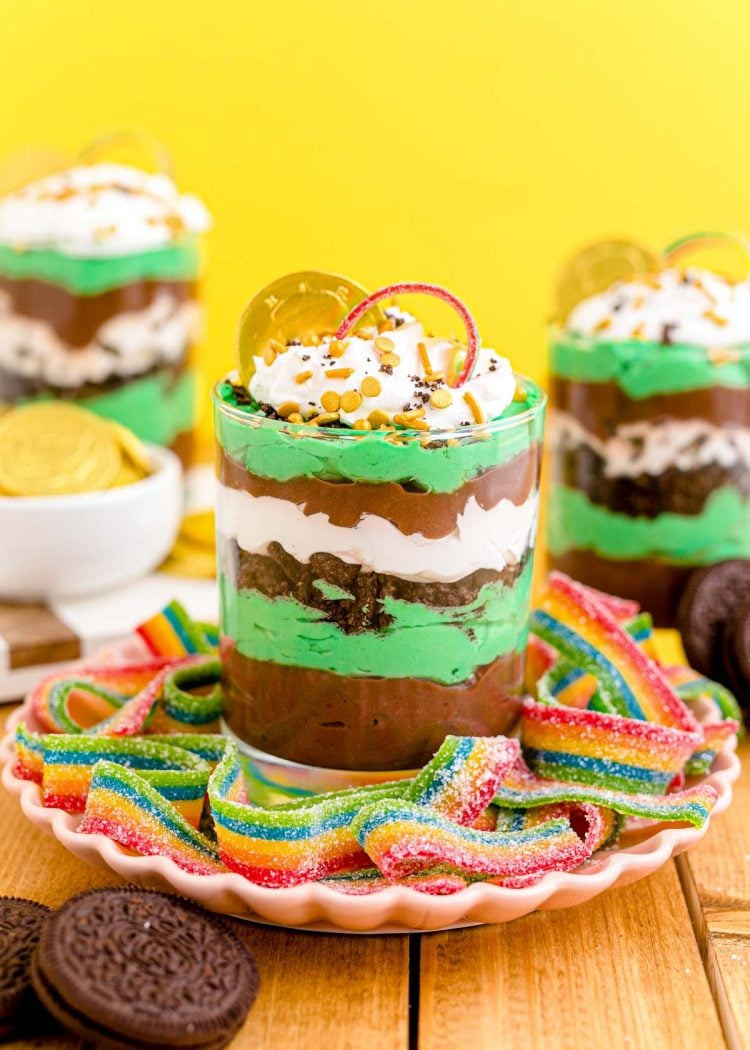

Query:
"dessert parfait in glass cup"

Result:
[[213, 274, 546, 801], [548, 234, 750, 625], [0, 132, 211, 466]]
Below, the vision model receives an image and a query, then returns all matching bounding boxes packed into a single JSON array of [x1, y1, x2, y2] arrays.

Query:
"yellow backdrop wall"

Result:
[[2, 0, 750, 435]]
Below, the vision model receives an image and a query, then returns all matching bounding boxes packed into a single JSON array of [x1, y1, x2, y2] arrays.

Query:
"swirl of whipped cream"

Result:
[[566, 267, 750, 348], [0, 163, 211, 257], [248, 320, 516, 429]]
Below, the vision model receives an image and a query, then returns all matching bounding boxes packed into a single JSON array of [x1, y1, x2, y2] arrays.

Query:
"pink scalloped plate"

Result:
[[1, 674, 740, 933]]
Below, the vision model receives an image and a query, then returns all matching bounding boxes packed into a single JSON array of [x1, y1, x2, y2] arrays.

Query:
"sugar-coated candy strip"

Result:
[[146, 660, 223, 734], [665, 665, 743, 726], [320, 867, 471, 896], [13, 722, 44, 782], [404, 736, 520, 825], [521, 698, 701, 794], [136, 600, 217, 658], [533, 572, 698, 731], [537, 660, 599, 710], [494, 757, 718, 827], [95, 656, 214, 737], [575, 582, 640, 622], [30, 660, 173, 733], [18, 726, 212, 824], [353, 799, 591, 882], [495, 802, 622, 853], [208, 742, 371, 886], [80, 761, 224, 875]]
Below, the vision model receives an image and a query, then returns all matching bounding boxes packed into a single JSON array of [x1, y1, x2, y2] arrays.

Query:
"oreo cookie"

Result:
[[677, 560, 750, 681], [31, 887, 260, 1050], [720, 602, 750, 709], [0, 896, 52, 1038]]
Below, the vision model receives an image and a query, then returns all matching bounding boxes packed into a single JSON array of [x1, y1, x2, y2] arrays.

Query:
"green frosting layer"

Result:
[[221, 559, 533, 685], [548, 483, 750, 563], [551, 330, 750, 398], [78, 369, 195, 445], [214, 383, 545, 493], [0, 239, 201, 295]]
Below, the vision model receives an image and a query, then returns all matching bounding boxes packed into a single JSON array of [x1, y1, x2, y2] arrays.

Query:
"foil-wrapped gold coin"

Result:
[[180, 509, 215, 549], [161, 537, 216, 579], [236, 271, 381, 387], [111, 458, 147, 488], [555, 239, 661, 321], [106, 420, 152, 474], [0, 403, 121, 496]]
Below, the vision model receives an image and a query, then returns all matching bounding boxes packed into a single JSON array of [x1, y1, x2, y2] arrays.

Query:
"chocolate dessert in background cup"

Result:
[[213, 273, 545, 800], [0, 133, 210, 465], [548, 233, 750, 626]]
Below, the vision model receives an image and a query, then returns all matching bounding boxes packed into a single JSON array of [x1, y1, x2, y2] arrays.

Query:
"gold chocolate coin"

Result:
[[236, 271, 381, 387], [180, 509, 215, 549], [554, 239, 661, 321], [111, 459, 146, 488], [0, 403, 121, 496], [106, 420, 152, 474]]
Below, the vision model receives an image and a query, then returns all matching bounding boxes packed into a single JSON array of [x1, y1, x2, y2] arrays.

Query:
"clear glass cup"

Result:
[[213, 374, 546, 781], [547, 326, 750, 624]]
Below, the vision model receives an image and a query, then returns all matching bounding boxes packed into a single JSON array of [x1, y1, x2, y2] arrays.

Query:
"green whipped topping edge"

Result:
[[551, 329, 750, 398], [0, 239, 201, 295], [548, 483, 750, 563], [220, 558, 533, 686], [214, 380, 545, 493]]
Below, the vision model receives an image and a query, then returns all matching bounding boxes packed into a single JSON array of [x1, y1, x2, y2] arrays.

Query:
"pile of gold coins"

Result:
[[0, 402, 151, 496], [161, 508, 216, 578]]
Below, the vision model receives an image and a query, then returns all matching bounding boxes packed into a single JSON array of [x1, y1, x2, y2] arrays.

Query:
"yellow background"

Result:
[[2, 0, 750, 434]]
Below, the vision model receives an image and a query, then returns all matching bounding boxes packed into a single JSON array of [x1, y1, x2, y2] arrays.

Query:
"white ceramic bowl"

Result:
[[0, 443, 182, 600]]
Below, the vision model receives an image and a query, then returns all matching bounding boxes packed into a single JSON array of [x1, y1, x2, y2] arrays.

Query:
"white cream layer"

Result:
[[0, 291, 201, 387], [0, 164, 210, 256], [249, 320, 516, 429], [217, 483, 538, 583], [551, 409, 750, 477], [566, 267, 750, 348]]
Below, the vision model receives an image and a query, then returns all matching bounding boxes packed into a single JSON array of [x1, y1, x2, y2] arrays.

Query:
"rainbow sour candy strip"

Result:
[[404, 736, 520, 825], [353, 799, 591, 883], [494, 757, 718, 827], [80, 761, 224, 875], [520, 698, 700, 794], [532, 573, 699, 730], [495, 802, 622, 854], [136, 600, 217, 658], [18, 726, 212, 824]]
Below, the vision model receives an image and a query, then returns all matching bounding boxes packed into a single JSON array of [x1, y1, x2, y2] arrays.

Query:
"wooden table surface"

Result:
[[1, 706, 747, 1050]]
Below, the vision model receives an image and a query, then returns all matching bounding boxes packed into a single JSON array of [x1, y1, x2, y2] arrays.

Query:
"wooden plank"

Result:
[[418, 863, 725, 1050], [0, 602, 80, 669], [676, 737, 749, 1050], [0, 707, 410, 1050]]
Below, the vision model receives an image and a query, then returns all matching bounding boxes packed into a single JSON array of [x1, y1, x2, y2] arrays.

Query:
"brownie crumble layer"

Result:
[[221, 643, 524, 770]]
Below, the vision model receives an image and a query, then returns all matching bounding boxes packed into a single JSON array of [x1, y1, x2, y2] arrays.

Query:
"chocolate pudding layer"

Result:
[[0, 276, 197, 348], [222, 643, 524, 770]]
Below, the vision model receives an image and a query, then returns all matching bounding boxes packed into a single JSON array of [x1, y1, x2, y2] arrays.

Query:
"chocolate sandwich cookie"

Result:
[[677, 560, 750, 680], [0, 896, 52, 1038], [720, 602, 750, 708], [31, 887, 260, 1050]]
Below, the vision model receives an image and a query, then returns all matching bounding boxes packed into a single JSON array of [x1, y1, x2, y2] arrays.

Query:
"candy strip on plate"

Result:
[[403, 735, 519, 825], [495, 802, 622, 853], [136, 600, 218, 657], [520, 698, 701, 793], [353, 800, 591, 883], [80, 761, 225, 875], [146, 660, 223, 735], [532, 572, 699, 729], [494, 756, 719, 827]]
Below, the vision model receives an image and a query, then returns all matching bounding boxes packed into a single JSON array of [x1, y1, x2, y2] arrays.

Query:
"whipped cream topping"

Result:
[[248, 320, 516, 430], [566, 267, 750, 348], [0, 163, 210, 257]]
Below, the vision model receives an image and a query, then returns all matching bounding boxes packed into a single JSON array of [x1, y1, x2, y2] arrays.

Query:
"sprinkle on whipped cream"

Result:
[[247, 317, 517, 431], [566, 267, 750, 348], [0, 163, 211, 257]]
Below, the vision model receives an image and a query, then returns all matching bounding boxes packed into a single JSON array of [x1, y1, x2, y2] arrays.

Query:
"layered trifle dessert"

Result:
[[214, 275, 545, 783], [0, 160, 210, 465], [548, 237, 750, 624]]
